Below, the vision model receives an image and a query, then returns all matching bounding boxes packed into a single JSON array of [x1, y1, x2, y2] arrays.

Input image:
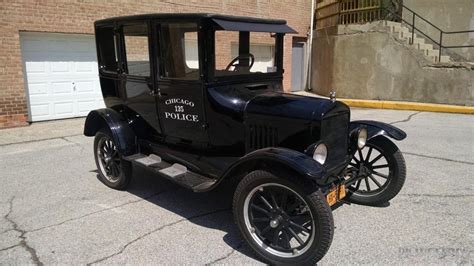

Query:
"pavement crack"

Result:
[[4, 197, 43, 265], [404, 152, 474, 165], [0, 134, 83, 147], [0, 244, 20, 252], [61, 136, 84, 153], [390, 111, 421, 125], [29, 190, 171, 233], [205, 242, 244, 265], [400, 193, 473, 198], [87, 208, 230, 265]]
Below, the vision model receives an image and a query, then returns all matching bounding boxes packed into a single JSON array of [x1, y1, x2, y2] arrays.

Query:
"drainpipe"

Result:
[[305, 0, 316, 91]]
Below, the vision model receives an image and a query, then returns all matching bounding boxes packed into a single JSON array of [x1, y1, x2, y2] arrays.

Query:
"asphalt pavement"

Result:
[[0, 108, 473, 265]]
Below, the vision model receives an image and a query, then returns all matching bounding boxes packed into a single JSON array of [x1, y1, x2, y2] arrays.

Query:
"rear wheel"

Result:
[[346, 136, 406, 206], [94, 129, 132, 190], [233, 170, 333, 265]]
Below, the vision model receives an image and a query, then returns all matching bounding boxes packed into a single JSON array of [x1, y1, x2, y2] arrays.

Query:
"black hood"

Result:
[[244, 92, 348, 121]]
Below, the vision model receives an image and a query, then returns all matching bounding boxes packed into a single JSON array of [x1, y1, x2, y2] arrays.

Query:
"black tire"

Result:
[[93, 129, 132, 190], [346, 136, 406, 206], [233, 170, 334, 265]]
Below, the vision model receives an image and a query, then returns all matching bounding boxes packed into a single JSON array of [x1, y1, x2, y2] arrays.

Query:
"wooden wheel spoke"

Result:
[[289, 221, 310, 233], [287, 227, 304, 246], [369, 154, 384, 165], [251, 204, 271, 217], [365, 147, 373, 162], [260, 225, 271, 235], [365, 177, 371, 191], [272, 229, 280, 246], [372, 171, 388, 179], [358, 149, 364, 162], [253, 217, 270, 223], [354, 179, 362, 190], [369, 174, 382, 188], [259, 195, 274, 210]]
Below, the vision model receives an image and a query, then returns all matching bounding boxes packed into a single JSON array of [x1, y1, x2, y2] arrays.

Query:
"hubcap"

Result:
[[243, 183, 315, 258], [97, 136, 121, 183]]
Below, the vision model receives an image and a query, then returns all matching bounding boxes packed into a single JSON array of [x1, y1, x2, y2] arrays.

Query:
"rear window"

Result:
[[96, 26, 118, 72], [123, 23, 150, 77]]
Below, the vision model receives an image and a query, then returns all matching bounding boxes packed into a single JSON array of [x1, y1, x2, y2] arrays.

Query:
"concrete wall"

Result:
[[402, 0, 474, 61], [311, 23, 474, 106]]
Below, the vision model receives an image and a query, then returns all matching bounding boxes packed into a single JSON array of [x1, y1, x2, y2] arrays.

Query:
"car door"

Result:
[[118, 21, 162, 134], [155, 22, 208, 145]]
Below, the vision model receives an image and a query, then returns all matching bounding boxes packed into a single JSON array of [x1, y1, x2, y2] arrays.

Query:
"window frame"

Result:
[[156, 20, 203, 82], [210, 29, 284, 83], [118, 21, 153, 80], [95, 25, 120, 76]]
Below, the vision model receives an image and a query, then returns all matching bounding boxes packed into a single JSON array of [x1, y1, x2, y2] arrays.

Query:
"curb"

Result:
[[340, 99, 474, 114]]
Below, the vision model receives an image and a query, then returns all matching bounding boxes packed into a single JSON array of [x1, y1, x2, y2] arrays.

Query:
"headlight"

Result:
[[357, 128, 368, 149], [313, 143, 328, 165]]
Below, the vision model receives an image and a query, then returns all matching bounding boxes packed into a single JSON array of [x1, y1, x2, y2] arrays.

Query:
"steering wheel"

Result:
[[225, 53, 255, 71]]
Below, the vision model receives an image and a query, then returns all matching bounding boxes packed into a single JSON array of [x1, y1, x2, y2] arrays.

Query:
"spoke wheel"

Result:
[[244, 183, 315, 257], [97, 136, 122, 183], [233, 170, 334, 265], [345, 136, 406, 206], [93, 129, 132, 190]]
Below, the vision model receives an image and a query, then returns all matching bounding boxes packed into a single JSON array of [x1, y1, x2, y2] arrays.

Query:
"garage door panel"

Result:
[[24, 61, 47, 74], [53, 102, 75, 115], [21, 32, 104, 122], [27, 82, 48, 95], [50, 61, 70, 73], [51, 81, 74, 94], [77, 100, 97, 115], [30, 104, 50, 117]]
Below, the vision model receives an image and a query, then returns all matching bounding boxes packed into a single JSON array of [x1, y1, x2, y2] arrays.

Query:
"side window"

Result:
[[160, 23, 199, 80], [123, 23, 150, 77], [96, 26, 118, 72]]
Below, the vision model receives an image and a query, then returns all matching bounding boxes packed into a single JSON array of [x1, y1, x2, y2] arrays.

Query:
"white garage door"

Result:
[[20, 32, 105, 122]]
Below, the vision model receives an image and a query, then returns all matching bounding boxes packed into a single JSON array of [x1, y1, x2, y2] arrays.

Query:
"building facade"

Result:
[[0, 0, 311, 128]]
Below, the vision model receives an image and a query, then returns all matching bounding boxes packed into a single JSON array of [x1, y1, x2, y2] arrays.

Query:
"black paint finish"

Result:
[[84, 13, 406, 191]]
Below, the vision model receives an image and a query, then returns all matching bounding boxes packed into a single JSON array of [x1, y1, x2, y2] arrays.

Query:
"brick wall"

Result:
[[0, 0, 311, 128]]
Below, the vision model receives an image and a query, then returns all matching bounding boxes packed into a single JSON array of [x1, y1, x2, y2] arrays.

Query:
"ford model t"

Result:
[[84, 13, 407, 264]]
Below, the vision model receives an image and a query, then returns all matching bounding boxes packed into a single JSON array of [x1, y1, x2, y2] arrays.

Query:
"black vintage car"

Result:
[[84, 13, 407, 264]]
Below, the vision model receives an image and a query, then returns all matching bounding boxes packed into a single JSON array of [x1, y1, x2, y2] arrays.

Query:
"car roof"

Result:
[[95, 13, 288, 25]]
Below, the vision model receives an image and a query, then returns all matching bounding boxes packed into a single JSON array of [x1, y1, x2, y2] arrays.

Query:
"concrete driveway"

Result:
[[0, 109, 473, 265]]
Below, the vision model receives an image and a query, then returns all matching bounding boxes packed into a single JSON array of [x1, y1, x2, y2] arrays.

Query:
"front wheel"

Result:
[[346, 136, 406, 206], [233, 170, 334, 265]]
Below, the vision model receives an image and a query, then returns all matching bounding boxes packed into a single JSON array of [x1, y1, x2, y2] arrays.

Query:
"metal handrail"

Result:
[[382, 2, 474, 62]]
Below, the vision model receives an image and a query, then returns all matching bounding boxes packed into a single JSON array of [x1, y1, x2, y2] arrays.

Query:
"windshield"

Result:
[[214, 31, 278, 78]]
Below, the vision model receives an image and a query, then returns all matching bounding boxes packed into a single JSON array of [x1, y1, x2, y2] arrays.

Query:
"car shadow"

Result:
[[107, 166, 263, 263]]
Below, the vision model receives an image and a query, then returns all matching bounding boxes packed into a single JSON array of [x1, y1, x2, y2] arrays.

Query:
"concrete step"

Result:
[[418, 43, 434, 51], [384, 20, 452, 64], [440, 55, 451, 63]]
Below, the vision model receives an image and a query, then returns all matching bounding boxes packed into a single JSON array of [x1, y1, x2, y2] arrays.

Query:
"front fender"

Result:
[[83, 108, 136, 155], [350, 120, 407, 141], [221, 147, 329, 186]]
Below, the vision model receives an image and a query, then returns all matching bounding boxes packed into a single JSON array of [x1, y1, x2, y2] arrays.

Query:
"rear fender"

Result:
[[83, 108, 136, 155], [221, 147, 331, 187], [350, 120, 407, 141]]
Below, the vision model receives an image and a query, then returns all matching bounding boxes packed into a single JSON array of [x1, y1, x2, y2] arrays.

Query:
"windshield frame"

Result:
[[209, 29, 284, 83]]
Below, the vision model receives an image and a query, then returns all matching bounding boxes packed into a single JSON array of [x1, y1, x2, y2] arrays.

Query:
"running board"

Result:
[[124, 154, 217, 192]]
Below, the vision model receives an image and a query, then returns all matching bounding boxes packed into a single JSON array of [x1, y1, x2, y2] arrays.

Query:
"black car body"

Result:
[[84, 13, 407, 264]]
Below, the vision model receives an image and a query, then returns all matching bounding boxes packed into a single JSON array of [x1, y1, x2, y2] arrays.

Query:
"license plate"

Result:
[[326, 184, 346, 206]]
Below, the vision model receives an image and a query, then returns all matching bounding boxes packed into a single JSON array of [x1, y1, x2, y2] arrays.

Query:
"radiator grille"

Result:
[[246, 124, 278, 151], [321, 113, 349, 167]]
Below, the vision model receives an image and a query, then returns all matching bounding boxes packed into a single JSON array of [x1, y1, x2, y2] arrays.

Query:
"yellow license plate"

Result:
[[326, 184, 346, 206]]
